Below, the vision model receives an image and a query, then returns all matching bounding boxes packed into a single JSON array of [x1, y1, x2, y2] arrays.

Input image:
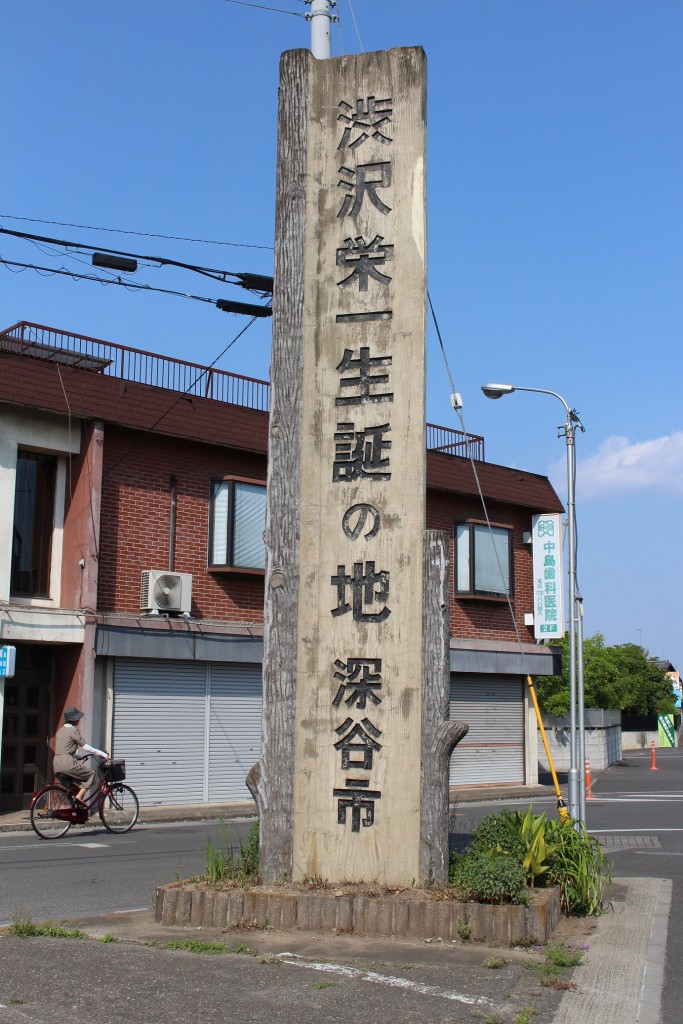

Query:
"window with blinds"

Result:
[[454, 521, 512, 598], [209, 478, 266, 570]]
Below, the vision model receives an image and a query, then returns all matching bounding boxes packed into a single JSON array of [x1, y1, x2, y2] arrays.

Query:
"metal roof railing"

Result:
[[426, 422, 485, 462], [0, 321, 271, 412], [1, 321, 485, 459]]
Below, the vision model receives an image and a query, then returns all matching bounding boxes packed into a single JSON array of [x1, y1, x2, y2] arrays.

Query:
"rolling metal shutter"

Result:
[[208, 664, 262, 802], [113, 660, 206, 805], [449, 674, 525, 786], [112, 659, 262, 805]]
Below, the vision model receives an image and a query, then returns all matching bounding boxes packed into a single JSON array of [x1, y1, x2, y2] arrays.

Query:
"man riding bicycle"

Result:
[[53, 706, 109, 806]]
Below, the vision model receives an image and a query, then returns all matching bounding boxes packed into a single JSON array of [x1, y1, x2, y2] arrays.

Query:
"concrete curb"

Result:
[[155, 880, 561, 945]]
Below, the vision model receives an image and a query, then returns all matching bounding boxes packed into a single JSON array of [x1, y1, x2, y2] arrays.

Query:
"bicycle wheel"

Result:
[[30, 786, 75, 839], [99, 783, 139, 833]]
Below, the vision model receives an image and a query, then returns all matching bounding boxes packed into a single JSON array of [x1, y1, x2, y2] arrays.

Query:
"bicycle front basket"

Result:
[[103, 759, 126, 783]]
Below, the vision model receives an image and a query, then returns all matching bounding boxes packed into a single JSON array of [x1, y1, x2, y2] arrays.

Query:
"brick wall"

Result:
[[99, 426, 267, 623], [100, 435, 539, 637], [426, 489, 536, 643]]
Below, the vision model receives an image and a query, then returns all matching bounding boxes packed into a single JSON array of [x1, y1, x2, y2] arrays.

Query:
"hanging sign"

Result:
[[531, 513, 564, 641], [0, 646, 16, 678]]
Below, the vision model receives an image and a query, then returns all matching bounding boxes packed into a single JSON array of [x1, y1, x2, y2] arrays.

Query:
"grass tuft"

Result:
[[10, 910, 85, 939]]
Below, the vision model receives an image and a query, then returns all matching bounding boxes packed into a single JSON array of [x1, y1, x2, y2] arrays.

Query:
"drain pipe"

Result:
[[169, 475, 177, 571]]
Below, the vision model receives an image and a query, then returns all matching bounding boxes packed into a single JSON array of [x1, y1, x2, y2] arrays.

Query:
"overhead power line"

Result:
[[0, 257, 272, 317], [0, 225, 273, 294], [0, 213, 273, 250], [223, 0, 305, 16]]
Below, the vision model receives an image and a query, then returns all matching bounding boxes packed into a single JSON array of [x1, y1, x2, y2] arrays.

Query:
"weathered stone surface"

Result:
[[174, 890, 191, 928], [160, 887, 177, 927], [201, 891, 216, 929], [212, 892, 229, 929]]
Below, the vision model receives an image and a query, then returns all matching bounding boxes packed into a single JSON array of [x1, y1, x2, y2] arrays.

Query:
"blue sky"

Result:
[[2, 2, 681, 668]]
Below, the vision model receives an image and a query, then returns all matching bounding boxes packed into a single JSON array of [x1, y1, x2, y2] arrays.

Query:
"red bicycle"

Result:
[[30, 757, 139, 839]]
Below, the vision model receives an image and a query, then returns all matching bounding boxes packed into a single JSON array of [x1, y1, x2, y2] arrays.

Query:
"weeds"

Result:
[[544, 941, 585, 969], [542, 977, 577, 991], [204, 821, 260, 885], [158, 939, 229, 954], [98, 934, 117, 943], [483, 957, 506, 969], [527, 942, 586, 980], [153, 938, 255, 955], [10, 911, 85, 939], [313, 981, 337, 989], [457, 914, 471, 940], [514, 1009, 538, 1024]]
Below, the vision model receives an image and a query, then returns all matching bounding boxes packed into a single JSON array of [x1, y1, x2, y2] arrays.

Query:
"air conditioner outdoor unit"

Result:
[[140, 570, 193, 615]]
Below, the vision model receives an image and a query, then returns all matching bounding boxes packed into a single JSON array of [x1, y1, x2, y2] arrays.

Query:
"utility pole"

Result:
[[308, 0, 334, 59]]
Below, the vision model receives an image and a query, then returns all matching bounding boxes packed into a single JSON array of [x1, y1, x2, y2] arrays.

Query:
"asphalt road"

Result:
[[1, 749, 682, 1020], [0, 817, 253, 927]]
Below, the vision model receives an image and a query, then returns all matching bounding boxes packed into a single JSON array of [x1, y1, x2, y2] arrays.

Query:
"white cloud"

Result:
[[570, 432, 683, 499]]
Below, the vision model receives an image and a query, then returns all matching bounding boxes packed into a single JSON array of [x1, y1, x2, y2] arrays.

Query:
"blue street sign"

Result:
[[0, 645, 16, 678]]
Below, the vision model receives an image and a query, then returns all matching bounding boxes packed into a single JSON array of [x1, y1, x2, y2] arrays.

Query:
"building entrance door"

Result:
[[0, 646, 51, 810]]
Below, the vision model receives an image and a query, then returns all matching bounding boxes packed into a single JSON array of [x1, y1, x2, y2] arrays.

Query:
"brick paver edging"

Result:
[[155, 883, 561, 944]]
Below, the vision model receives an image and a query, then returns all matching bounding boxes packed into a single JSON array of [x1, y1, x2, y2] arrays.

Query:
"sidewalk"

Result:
[[0, 766, 669, 1022], [0, 875, 665, 1024], [0, 783, 556, 832]]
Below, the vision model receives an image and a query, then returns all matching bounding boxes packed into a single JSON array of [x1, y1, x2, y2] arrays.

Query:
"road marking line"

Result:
[[73, 842, 109, 848], [588, 797, 683, 803], [280, 956, 494, 1006], [589, 827, 683, 833]]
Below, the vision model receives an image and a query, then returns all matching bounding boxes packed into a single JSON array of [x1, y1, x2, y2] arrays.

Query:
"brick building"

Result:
[[0, 321, 561, 810]]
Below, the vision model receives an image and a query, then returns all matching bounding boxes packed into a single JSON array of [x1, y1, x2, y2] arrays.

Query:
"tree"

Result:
[[535, 633, 676, 717]]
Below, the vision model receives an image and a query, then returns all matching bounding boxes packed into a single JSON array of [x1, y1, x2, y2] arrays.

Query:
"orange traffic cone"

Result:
[[650, 740, 658, 771], [585, 759, 593, 799]]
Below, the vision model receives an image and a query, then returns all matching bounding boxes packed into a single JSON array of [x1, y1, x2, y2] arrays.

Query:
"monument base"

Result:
[[155, 879, 560, 945]]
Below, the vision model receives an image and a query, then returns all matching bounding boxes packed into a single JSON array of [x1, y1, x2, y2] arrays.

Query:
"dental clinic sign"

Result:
[[531, 514, 564, 640]]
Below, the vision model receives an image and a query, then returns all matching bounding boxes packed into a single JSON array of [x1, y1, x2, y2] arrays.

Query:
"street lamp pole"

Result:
[[481, 383, 585, 824]]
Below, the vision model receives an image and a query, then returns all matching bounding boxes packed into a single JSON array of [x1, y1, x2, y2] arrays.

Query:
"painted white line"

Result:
[[589, 828, 683, 833], [140, 817, 256, 830], [73, 842, 110, 848], [0, 840, 133, 852], [587, 797, 683, 803], [280, 956, 494, 1007]]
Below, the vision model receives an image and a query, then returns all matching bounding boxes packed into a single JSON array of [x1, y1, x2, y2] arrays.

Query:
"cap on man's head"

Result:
[[63, 706, 84, 722]]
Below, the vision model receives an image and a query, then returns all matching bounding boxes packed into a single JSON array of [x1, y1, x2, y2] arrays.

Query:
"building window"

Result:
[[11, 452, 57, 597], [455, 521, 512, 598], [209, 478, 266, 571]]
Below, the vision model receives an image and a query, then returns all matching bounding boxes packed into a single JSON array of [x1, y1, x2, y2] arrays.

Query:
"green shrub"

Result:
[[449, 852, 530, 906], [468, 807, 612, 916], [470, 810, 525, 860], [545, 820, 612, 916]]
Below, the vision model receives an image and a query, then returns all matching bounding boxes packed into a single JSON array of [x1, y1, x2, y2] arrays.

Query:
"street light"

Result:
[[481, 382, 586, 824]]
